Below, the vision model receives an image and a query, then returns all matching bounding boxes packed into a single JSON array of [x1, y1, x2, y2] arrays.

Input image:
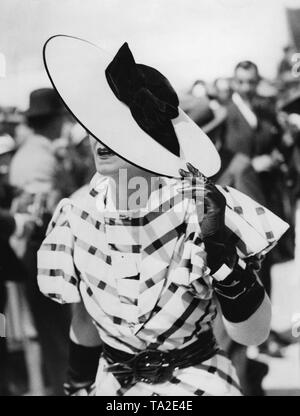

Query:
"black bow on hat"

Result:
[[105, 43, 180, 156]]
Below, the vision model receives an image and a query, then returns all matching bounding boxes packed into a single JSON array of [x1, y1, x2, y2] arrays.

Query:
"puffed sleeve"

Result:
[[37, 198, 81, 304]]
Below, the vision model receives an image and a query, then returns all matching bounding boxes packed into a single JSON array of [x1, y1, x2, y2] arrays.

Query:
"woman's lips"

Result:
[[97, 147, 115, 158]]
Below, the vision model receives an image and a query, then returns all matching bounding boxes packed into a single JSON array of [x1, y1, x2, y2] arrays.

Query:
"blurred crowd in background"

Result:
[[1, 44, 300, 396]]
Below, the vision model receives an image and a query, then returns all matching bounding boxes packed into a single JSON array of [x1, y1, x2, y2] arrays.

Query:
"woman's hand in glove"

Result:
[[179, 162, 227, 239], [179, 163, 236, 276]]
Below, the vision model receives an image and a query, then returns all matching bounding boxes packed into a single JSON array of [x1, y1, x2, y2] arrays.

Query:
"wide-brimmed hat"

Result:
[[43, 35, 221, 178], [24, 88, 67, 119]]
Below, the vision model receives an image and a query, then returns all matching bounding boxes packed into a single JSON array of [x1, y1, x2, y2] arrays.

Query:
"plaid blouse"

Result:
[[37, 173, 241, 396]]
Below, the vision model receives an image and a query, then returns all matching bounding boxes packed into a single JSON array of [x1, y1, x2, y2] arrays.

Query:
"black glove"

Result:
[[201, 181, 226, 240], [178, 164, 266, 323], [64, 340, 102, 396], [198, 174, 265, 322], [179, 163, 235, 274], [201, 181, 238, 274], [178, 163, 227, 240]]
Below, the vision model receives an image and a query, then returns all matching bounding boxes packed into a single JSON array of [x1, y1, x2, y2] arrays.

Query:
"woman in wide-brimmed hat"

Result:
[[37, 36, 287, 396]]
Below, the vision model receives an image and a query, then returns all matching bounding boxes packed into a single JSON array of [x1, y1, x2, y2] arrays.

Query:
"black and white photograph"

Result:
[[0, 0, 300, 398]]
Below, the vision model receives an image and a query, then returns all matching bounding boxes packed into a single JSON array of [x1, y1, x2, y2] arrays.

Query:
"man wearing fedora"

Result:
[[10, 88, 68, 194], [9, 88, 72, 395], [224, 62, 290, 298]]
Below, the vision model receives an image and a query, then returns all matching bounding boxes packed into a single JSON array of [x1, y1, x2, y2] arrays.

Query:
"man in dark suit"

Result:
[[223, 61, 293, 360], [225, 61, 281, 169], [224, 61, 288, 292]]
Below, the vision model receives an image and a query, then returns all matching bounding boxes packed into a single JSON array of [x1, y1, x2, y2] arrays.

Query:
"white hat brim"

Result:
[[43, 35, 221, 178]]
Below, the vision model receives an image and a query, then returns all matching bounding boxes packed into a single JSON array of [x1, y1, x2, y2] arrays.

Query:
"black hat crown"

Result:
[[25, 88, 66, 119]]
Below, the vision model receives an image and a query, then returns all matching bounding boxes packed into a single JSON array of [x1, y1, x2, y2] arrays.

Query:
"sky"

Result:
[[0, 0, 300, 108]]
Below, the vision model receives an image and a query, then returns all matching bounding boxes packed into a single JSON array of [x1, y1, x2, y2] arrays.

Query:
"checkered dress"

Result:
[[37, 173, 242, 396]]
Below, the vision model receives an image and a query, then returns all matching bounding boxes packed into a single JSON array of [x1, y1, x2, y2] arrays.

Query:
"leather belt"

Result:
[[103, 330, 218, 386]]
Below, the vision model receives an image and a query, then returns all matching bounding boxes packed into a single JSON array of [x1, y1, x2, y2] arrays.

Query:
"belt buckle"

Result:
[[132, 349, 174, 384]]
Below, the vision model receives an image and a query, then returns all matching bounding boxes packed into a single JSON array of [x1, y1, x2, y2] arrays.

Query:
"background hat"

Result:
[[25, 88, 67, 119], [43, 35, 221, 178], [180, 96, 227, 134], [278, 90, 300, 115]]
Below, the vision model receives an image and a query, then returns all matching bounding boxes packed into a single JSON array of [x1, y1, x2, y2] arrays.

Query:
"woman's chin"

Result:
[[96, 165, 118, 177]]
